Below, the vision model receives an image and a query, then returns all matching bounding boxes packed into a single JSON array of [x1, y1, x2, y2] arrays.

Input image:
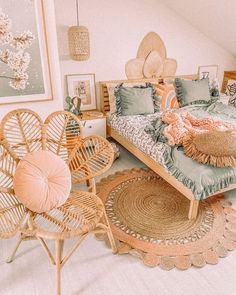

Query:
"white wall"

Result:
[[0, 0, 63, 120], [164, 0, 236, 57], [55, 0, 236, 108]]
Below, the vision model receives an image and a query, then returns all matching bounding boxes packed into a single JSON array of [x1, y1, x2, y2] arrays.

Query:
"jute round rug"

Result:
[[97, 168, 236, 270]]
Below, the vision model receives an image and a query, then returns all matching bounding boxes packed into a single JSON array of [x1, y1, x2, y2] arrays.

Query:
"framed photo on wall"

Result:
[[0, 0, 53, 104], [198, 65, 218, 80], [66, 73, 97, 111]]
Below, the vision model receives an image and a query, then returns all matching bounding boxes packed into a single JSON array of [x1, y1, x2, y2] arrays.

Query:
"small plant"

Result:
[[65, 96, 82, 116]]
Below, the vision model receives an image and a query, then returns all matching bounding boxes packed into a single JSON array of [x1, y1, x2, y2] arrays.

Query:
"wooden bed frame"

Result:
[[99, 76, 236, 219]]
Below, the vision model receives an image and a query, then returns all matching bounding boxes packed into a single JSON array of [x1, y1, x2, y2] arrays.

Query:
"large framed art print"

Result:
[[0, 0, 52, 104]]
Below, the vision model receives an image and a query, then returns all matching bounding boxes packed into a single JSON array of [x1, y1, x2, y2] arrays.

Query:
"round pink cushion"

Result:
[[13, 150, 71, 213]]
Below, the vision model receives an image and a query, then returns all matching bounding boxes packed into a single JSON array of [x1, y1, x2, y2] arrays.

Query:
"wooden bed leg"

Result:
[[188, 199, 199, 220]]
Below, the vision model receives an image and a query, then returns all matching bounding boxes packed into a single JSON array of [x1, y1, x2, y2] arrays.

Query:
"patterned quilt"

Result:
[[109, 113, 170, 167], [109, 102, 236, 200]]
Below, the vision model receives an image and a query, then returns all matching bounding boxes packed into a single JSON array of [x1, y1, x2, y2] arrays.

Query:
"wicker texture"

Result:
[[97, 168, 236, 270], [0, 109, 116, 295], [183, 130, 236, 167], [68, 26, 90, 61]]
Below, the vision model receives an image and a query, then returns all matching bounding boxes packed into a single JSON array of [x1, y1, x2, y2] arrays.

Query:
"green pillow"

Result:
[[115, 84, 156, 116], [175, 78, 213, 107]]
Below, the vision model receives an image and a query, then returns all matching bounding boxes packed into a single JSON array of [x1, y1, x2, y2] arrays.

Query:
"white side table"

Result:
[[80, 111, 106, 138]]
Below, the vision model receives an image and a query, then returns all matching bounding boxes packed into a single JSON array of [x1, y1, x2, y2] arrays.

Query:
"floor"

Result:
[[1, 144, 236, 295]]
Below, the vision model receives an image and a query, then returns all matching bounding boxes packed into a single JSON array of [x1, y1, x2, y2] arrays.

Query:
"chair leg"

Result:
[[102, 210, 117, 254], [55, 239, 64, 295], [87, 178, 96, 194], [6, 235, 23, 263], [188, 199, 199, 220]]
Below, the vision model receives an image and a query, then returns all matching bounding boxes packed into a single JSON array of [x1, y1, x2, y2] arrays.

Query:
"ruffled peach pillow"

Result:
[[183, 130, 236, 167], [13, 151, 71, 213]]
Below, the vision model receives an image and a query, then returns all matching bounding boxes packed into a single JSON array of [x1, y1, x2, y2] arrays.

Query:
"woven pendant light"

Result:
[[68, 0, 90, 61]]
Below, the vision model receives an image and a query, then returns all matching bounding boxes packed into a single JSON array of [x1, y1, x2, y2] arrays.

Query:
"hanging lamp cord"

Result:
[[76, 0, 79, 26]]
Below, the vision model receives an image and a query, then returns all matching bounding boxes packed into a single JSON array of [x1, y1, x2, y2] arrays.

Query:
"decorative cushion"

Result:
[[106, 82, 146, 115], [114, 83, 159, 116], [155, 84, 179, 109], [174, 78, 212, 107], [183, 130, 236, 167], [226, 79, 236, 107], [13, 150, 71, 213]]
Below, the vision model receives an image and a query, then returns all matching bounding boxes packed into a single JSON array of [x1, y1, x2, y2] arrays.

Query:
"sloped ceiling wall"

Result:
[[163, 0, 236, 57]]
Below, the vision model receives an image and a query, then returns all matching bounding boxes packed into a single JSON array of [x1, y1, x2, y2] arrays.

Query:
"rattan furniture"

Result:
[[0, 109, 116, 295]]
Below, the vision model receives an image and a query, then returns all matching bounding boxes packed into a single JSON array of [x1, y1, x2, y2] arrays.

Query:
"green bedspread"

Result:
[[146, 102, 236, 200]]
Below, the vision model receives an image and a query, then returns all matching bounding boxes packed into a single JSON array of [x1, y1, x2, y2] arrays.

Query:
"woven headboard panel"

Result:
[[99, 74, 198, 114]]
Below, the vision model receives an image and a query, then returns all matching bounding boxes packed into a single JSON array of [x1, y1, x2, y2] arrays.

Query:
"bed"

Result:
[[99, 76, 236, 219]]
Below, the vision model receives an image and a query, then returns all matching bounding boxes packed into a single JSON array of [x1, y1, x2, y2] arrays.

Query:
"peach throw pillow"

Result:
[[155, 84, 179, 109], [13, 150, 71, 213]]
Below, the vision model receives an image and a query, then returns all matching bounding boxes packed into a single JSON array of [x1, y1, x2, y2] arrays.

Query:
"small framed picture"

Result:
[[66, 73, 97, 111], [198, 65, 218, 80]]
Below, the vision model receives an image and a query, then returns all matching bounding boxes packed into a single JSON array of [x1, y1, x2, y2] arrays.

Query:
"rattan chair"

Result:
[[0, 109, 117, 295]]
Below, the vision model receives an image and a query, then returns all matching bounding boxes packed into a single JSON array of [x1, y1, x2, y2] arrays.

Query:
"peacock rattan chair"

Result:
[[0, 109, 117, 295]]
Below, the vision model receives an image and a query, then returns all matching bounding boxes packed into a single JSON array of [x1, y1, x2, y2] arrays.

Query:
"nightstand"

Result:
[[80, 110, 106, 138]]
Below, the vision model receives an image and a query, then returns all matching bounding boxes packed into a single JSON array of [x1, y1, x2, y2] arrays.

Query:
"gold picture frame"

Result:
[[66, 73, 97, 111], [0, 0, 53, 105]]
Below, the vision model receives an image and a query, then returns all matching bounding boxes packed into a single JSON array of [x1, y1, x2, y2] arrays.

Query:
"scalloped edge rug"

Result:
[[96, 168, 236, 270]]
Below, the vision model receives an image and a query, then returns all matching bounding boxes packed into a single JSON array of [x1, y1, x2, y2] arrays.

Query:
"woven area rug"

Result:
[[97, 168, 236, 270]]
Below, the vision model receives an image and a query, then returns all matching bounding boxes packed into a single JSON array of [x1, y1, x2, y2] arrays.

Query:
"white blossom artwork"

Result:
[[0, 0, 52, 104]]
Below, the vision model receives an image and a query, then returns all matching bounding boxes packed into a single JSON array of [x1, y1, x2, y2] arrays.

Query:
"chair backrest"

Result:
[[0, 109, 83, 162], [0, 109, 43, 159], [0, 142, 25, 239]]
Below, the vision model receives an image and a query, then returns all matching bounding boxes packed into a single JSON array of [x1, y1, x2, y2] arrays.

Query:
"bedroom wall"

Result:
[[0, 0, 63, 120], [55, 0, 236, 108]]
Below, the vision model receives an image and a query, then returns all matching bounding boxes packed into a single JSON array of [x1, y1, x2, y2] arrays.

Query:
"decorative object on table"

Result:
[[0, 0, 53, 104], [97, 168, 236, 270], [198, 65, 219, 97], [68, 0, 90, 61], [0, 109, 116, 295], [110, 142, 120, 161], [67, 73, 96, 111], [125, 32, 177, 79], [65, 95, 82, 115]]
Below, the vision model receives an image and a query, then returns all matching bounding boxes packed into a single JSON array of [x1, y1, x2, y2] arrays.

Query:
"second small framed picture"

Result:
[[198, 65, 218, 80], [66, 73, 97, 111]]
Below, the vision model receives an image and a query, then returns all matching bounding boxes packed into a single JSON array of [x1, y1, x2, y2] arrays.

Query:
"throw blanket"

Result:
[[162, 110, 236, 146]]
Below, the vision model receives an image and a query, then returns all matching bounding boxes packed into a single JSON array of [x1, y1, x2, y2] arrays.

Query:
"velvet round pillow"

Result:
[[13, 150, 71, 213], [183, 130, 236, 167]]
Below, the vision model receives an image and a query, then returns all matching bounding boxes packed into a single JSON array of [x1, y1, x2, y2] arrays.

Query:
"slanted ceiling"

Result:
[[163, 0, 236, 57]]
